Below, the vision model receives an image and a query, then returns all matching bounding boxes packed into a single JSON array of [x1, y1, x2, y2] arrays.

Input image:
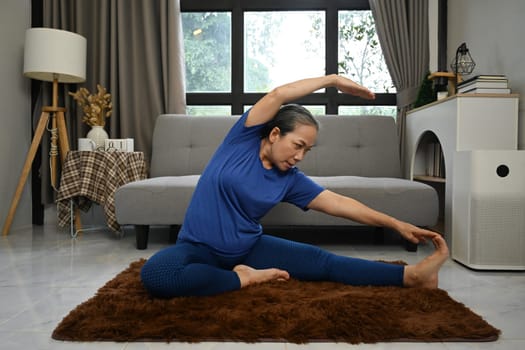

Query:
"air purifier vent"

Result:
[[452, 150, 525, 270]]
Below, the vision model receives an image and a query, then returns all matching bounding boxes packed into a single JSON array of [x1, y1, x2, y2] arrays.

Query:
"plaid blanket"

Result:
[[56, 151, 147, 232]]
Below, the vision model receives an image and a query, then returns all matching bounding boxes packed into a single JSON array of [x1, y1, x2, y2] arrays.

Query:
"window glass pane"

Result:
[[338, 11, 395, 93], [244, 11, 325, 92], [338, 105, 397, 119], [305, 105, 326, 116], [182, 12, 231, 93], [186, 105, 232, 116], [244, 105, 325, 115]]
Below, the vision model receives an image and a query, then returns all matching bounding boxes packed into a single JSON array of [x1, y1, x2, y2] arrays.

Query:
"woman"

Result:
[[141, 74, 449, 298]]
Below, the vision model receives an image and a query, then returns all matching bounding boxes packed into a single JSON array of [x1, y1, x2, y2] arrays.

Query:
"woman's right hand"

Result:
[[334, 75, 376, 100]]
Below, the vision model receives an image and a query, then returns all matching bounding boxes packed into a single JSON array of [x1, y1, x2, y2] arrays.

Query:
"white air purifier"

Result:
[[452, 150, 525, 270]]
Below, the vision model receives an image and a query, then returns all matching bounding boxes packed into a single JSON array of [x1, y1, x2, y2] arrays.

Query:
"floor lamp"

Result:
[[2, 28, 86, 236]]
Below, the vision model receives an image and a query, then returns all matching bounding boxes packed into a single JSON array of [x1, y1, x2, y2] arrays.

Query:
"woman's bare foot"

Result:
[[403, 235, 449, 289], [233, 264, 290, 288]]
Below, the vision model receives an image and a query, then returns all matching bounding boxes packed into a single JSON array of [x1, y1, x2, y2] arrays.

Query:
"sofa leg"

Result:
[[404, 240, 418, 252], [169, 225, 180, 244], [135, 225, 150, 250]]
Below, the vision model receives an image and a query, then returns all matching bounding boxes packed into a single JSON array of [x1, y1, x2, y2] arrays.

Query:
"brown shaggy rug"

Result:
[[52, 259, 500, 344]]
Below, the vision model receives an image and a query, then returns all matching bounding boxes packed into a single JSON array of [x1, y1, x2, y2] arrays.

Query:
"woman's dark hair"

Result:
[[260, 104, 319, 139]]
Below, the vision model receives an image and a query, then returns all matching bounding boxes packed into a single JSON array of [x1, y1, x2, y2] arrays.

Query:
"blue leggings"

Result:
[[140, 235, 404, 298]]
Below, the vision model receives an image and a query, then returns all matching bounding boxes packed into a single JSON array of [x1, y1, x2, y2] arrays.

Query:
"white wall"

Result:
[[428, 0, 439, 73], [0, 0, 32, 232], [448, 0, 525, 149]]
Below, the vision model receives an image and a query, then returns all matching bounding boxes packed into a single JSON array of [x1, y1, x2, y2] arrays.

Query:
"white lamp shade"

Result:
[[23, 28, 87, 83]]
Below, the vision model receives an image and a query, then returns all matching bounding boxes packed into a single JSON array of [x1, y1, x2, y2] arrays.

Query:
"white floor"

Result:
[[1, 223, 524, 350]]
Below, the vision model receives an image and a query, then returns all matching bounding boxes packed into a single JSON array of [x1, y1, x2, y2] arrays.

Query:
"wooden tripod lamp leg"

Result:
[[55, 110, 70, 155], [2, 112, 50, 236]]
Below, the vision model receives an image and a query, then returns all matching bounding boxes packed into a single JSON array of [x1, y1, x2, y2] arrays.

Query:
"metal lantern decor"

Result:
[[450, 42, 476, 87]]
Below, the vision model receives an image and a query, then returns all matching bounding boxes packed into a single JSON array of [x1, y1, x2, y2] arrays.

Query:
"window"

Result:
[[244, 11, 326, 92], [181, 0, 396, 117]]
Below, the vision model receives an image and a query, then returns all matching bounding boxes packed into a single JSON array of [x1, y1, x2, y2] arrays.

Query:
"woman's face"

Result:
[[267, 123, 318, 171]]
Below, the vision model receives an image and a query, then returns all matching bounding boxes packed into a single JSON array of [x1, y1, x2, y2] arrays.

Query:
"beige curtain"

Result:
[[369, 0, 429, 177], [39, 0, 186, 203]]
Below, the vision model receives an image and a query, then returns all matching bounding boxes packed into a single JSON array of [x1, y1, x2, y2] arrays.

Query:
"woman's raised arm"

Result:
[[245, 74, 376, 127]]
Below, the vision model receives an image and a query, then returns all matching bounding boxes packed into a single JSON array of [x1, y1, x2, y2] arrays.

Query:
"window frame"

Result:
[[181, 0, 396, 115]]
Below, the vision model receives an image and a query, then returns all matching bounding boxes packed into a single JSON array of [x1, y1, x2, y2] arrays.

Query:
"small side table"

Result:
[[56, 151, 147, 236]]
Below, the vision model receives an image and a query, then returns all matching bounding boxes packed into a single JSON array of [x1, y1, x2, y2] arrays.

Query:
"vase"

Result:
[[86, 125, 109, 151]]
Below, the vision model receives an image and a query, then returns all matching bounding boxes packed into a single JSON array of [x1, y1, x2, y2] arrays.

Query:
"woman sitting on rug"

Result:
[[140, 74, 449, 298]]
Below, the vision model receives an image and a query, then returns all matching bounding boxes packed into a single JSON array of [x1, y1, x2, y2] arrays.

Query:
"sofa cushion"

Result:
[[149, 115, 402, 178], [261, 176, 438, 227], [114, 176, 200, 225], [150, 116, 237, 177], [115, 175, 437, 228], [299, 116, 402, 177]]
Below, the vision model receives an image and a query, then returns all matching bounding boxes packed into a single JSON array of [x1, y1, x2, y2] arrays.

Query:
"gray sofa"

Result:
[[114, 114, 438, 250]]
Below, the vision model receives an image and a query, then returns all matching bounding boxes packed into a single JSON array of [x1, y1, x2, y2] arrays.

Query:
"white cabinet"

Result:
[[405, 94, 519, 244]]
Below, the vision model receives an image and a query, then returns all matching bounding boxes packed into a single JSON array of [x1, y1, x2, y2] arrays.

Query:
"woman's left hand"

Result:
[[394, 221, 439, 244]]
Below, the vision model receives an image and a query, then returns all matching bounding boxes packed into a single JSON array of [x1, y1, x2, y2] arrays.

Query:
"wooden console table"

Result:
[[56, 151, 147, 234], [405, 93, 519, 241]]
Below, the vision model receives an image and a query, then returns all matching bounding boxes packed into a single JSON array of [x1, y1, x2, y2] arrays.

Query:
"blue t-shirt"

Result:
[[177, 111, 324, 257]]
